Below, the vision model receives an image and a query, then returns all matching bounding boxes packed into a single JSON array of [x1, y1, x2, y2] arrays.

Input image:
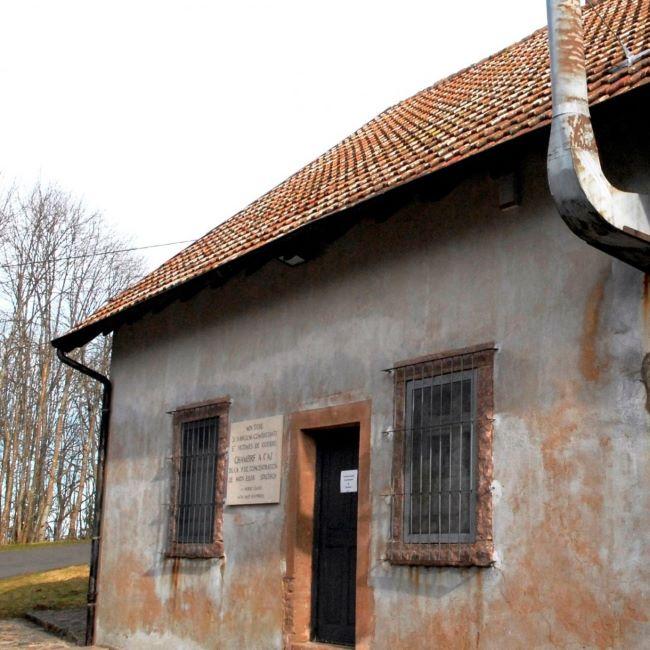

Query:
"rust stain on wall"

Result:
[[167, 584, 218, 643], [384, 599, 476, 649], [101, 549, 283, 647], [579, 272, 608, 382], [381, 374, 646, 649], [178, 564, 281, 645], [99, 551, 164, 635], [496, 386, 642, 648], [170, 557, 180, 594]]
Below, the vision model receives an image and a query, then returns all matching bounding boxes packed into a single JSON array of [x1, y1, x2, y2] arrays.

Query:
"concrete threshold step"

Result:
[[25, 608, 86, 646]]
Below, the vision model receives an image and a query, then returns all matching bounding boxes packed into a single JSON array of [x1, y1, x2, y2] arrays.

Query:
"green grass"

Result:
[[0, 565, 88, 618], [0, 539, 89, 553]]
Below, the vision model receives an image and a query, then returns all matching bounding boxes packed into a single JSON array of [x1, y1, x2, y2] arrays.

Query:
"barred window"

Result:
[[176, 417, 219, 544], [387, 345, 495, 567], [168, 399, 230, 558], [404, 370, 476, 543]]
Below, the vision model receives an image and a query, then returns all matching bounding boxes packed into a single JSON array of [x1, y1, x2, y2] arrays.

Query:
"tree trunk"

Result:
[[36, 370, 71, 539], [69, 408, 95, 539], [23, 351, 51, 541]]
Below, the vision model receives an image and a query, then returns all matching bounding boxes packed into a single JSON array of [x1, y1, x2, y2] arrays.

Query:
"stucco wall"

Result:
[[97, 128, 649, 648]]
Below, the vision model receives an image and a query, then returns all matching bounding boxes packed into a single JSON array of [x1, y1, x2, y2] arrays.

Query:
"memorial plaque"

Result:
[[226, 415, 284, 505]]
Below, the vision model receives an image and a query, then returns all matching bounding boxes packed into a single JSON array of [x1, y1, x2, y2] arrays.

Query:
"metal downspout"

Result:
[[546, 0, 650, 272], [55, 347, 112, 647]]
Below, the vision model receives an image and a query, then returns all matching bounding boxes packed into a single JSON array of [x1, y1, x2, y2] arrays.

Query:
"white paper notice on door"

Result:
[[340, 469, 358, 493]]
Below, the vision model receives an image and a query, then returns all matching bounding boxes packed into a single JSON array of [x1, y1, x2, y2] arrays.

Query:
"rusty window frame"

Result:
[[166, 398, 230, 559], [387, 345, 495, 567]]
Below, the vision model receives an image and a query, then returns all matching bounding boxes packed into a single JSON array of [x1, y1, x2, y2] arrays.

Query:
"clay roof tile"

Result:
[[57, 0, 650, 348]]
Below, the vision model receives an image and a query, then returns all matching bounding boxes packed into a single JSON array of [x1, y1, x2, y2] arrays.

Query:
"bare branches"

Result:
[[0, 181, 143, 543]]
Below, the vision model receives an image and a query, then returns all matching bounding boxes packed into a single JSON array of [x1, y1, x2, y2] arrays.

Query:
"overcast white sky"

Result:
[[0, 1, 547, 271]]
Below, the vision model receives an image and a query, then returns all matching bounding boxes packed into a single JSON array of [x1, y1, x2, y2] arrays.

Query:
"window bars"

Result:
[[387, 346, 495, 558], [174, 416, 220, 545], [404, 368, 477, 543], [167, 398, 230, 559]]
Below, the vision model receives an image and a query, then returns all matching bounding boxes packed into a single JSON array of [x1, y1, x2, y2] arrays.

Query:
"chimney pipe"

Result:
[[546, 0, 650, 272]]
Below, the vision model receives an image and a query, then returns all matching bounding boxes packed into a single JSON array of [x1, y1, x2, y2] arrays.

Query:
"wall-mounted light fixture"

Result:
[[278, 254, 307, 267], [497, 170, 521, 210]]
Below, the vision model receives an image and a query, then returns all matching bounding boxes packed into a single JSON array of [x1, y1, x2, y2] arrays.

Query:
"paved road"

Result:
[[0, 542, 90, 579]]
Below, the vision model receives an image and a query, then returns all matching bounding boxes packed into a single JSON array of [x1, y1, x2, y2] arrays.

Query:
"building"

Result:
[[53, 0, 650, 647]]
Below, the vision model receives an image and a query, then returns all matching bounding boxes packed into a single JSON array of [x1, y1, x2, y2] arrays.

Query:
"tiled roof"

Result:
[[57, 0, 650, 348]]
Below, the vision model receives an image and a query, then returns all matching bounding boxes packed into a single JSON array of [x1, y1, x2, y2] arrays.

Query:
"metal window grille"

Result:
[[404, 369, 476, 543], [174, 416, 220, 545], [389, 351, 481, 546]]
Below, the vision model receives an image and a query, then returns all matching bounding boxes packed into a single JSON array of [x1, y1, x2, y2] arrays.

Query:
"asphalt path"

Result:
[[0, 542, 90, 579]]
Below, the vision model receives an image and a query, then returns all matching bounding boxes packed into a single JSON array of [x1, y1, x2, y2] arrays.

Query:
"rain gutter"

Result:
[[546, 0, 650, 272], [54, 347, 111, 647]]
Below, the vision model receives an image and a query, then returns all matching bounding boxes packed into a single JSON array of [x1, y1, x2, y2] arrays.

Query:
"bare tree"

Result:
[[0, 182, 142, 543]]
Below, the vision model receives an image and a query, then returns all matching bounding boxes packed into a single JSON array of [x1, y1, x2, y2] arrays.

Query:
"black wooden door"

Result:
[[312, 428, 359, 646]]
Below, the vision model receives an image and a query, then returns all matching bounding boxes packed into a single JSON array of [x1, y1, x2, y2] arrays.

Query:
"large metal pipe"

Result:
[[546, 0, 650, 272], [55, 347, 112, 646]]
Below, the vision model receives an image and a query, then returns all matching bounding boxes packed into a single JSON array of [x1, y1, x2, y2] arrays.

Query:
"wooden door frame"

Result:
[[283, 401, 373, 650]]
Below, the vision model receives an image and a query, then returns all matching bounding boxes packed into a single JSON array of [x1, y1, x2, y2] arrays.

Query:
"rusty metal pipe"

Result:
[[547, 0, 650, 272], [55, 347, 111, 646]]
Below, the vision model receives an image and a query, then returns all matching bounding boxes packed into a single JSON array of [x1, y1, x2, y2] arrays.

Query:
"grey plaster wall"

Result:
[[95, 131, 649, 648]]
